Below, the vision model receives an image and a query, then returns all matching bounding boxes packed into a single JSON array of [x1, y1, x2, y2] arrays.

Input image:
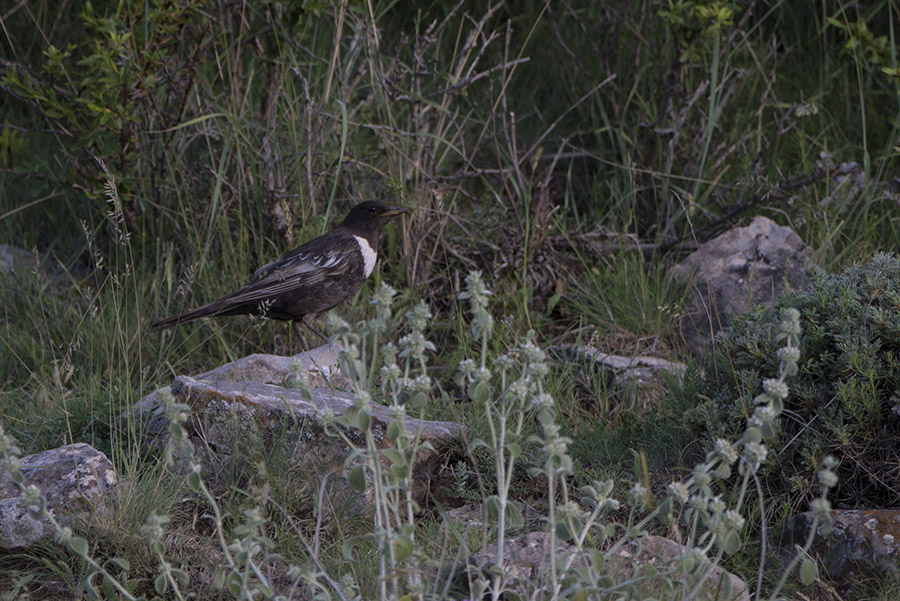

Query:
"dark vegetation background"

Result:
[[2, 0, 900, 598]]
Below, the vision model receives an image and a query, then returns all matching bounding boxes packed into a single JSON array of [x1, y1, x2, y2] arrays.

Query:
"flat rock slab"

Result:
[[145, 375, 464, 504], [0, 443, 116, 550], [198, 340, 349, 389], [170, 375, 463, 445], [132, 342, 350, 416], [133, 341, 465, 506], [778, 509, 900, 582], [671, 216, 815, 356]]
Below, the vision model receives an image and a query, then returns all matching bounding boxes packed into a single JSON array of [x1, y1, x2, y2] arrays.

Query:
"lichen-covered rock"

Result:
[[130, 341, 350, 418], [0, 443, 116, 550], [468, 533, 749, 601], [198, 340, 350, 390], [609, 535, 750, 601], [137, 375, 464, 506], [778, 509, 900, 582], [671, 216, 814, 356]]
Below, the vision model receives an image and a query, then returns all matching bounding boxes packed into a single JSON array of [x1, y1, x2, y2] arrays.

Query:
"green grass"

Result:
[[566, 250, 690, 352], [2, 0, 900, 598]]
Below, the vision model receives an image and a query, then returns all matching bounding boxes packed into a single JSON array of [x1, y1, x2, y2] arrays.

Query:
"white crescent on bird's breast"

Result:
[[353, 235, 377, 278]]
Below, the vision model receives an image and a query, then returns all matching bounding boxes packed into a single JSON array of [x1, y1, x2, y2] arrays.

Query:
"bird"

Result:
[[150, 201, 408, 349]]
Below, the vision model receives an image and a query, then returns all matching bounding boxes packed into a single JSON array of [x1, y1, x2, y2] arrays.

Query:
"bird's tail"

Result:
[[149, 301, 229, 331]]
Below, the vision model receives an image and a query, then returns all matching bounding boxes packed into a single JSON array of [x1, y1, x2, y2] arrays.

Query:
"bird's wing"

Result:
[[222, 234, 359, 305]]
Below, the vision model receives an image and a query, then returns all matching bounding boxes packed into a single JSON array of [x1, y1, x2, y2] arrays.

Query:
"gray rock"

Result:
[[0, 244, 36, 275], [609, 535, 750, 601], [441, 503, 487, 529], [137, 373, 464, 506], [552, 344, 686, 392], [468, 532, 748, 600], [0, 443, 116, 550], [671, 216, 815, 356], [131, 341, 350, 417], [199, 340, 348, 389], [778, 509, 900, 583], [469, 531, 580, 584]]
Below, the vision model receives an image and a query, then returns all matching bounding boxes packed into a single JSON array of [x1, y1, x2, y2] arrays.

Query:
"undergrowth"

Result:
[[680, 252, 900, 513], [0, 279, 836, 600]]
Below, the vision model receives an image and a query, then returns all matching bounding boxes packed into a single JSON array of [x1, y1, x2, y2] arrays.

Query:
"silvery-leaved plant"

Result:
[[328, 283, 439, 601]]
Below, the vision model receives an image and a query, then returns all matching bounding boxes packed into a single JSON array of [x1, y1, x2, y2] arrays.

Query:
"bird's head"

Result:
[[340, 201, 409, 234]]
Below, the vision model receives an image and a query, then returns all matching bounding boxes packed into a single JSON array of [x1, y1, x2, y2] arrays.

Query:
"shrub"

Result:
[[681, 252, 900, 510]]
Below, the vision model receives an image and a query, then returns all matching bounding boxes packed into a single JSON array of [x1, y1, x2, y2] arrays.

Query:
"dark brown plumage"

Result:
[[150, 201, 408, 347]]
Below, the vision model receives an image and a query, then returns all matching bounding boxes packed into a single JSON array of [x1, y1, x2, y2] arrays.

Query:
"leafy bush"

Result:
[[681, 252, 900, 510]]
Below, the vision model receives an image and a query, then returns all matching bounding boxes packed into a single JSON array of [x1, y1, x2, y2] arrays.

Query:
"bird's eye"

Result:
[[369, 206, 376, 213]]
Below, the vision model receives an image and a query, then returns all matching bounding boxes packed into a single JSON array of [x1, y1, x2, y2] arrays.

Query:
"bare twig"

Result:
[[660, 166, 842, 252]]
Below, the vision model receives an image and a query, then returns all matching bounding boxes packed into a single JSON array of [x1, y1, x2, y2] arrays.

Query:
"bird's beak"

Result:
[[383, 206, 410, 217]]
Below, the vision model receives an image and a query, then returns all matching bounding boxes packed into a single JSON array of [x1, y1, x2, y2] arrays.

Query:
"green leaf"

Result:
[[721, 530, 742, 555], [347, 465, 367, 493], [149, 112, 226, 134], [393, 535, 414, 561], [819, 514, 834, 536], [383, 448, 404, 465], [172, 568, 190, 586], [742, 427, 762, 444], [212, 566, 226, 589], [409, 391, 428, 409], [799, 557, 817, 585], [469, 381, 492, 404], [469, 437, 488, 450], [506, 502, 524, 529], [84, 572, 101, 600], [546, 293, 562, 314], [658, 497, 675, 525], [555, 519, 574, 541], [485, 495, 501, 520], [155, 573, 168, 594], [186, 470, 201, 493], [256, 580, 274, 597], [342, 534, 369, 561], [386, 421, 400, 441], [67, 536, 89, 556], [356, 409, 370, 431], [105, 557, 130, 571], [226, 571, 243, 595]]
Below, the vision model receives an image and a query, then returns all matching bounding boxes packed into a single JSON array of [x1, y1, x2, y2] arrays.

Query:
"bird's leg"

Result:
[[301, 313, 329, 345], [292, 320, 309, 353]]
